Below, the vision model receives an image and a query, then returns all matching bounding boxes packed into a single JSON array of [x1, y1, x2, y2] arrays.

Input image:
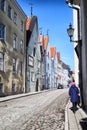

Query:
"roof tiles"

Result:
[[26, 17, 32, 30], [50, 47, 56, 58], [44, 35, 49, 51]]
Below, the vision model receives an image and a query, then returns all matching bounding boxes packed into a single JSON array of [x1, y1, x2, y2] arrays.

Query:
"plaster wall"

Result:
[[81, 0, 87, 109]]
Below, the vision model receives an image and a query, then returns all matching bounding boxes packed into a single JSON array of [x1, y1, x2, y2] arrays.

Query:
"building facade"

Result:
[[26, 16, 41, 92], [67, 0, 87, 110], [0, 0, 27, 96], [81, 0, 87, 109]]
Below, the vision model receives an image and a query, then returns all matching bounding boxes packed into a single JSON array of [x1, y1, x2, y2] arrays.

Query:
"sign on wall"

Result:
[[28, 55, 34, 67]]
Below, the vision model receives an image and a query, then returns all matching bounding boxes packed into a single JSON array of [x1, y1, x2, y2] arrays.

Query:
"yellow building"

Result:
[[0, 0, 27, 96]]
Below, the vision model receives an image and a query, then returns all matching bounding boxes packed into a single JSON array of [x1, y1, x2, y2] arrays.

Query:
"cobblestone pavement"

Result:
[[0, 89, 69, 130]]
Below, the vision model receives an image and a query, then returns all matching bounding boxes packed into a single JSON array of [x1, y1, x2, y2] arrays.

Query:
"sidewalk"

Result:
[[65, 100, 87, 130], [0, 90, 49, 102]]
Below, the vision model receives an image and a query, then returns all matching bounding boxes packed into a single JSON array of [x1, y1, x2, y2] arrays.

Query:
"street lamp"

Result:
[[67, 23, 81, 43], [67, 23, 74, 42]]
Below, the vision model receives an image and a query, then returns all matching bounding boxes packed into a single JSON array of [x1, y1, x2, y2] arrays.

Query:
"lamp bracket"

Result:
[[70, 39, 82, 44]]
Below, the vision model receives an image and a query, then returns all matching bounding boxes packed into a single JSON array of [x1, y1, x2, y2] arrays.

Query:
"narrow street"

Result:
[[0, 89, 69, 130]]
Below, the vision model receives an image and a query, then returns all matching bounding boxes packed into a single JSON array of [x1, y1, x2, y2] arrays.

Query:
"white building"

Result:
[[50, 47, 58, 88]]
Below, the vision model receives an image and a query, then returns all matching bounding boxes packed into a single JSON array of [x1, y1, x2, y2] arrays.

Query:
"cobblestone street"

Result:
[[0, 89, 69, 130]]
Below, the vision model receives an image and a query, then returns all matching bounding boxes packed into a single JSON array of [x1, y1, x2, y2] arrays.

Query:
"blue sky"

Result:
[[17, 0, 74, 70]]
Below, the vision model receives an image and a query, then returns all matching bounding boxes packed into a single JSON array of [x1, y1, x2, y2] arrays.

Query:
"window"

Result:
[[0, 53, 4, 71], [13, 58, 16, 72], [0, 0, 5, 12], [20, 61, 23, 75], [20, 40, 24, 54], [13, 33, 17, 49], [48, 63, 49, 70], [19, 84, 23, 93], [12, 84, 15, 92], [8, 5, 12, 19], [0, 24, 5, 40], [21, 21, 24, 32], [13, 12, 17, 24], [48, 52, 49, 58], [0, 84, 4, 93], [33, 47, 36, 57], [31, 72, 34, 81]]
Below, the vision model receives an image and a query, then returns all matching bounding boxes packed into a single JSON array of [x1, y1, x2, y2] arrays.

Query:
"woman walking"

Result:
[[69, 79, 79, 112]]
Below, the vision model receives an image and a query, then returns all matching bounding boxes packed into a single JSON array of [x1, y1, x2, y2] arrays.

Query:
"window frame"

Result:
[[0, 83, 4, 93], [13, 58, 16, 73], [21, 20, 24, 32], [13, 33, 17, 49], [33, 47, 36, 57], [20, 61, 23, 76], [31, 72, 34, 82], [0, 52, 4, 71], [0, 0, 6, 12], [12, 83, 16, 92], [8, 5, 12, 19], [20, 40, 24, 54], [0, 24, 6, 41], [13, 12, 17, 24]]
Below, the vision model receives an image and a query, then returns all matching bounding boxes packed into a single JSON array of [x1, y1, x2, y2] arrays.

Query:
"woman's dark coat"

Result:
[[69, 83, 79, 103]]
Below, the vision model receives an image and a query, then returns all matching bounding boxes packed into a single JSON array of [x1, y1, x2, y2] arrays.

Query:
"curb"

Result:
[[0, 90, 49, 103], [0, 89, 57, 103], [65, 100, 70, 130]]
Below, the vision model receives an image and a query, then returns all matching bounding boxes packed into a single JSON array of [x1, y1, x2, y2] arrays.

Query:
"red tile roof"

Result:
[[50, 47, 56, 58], [39, 34, 44, 45], [56, 52, 60, 58], [44, 35, 49, 51], [26, 17, 32, 30]]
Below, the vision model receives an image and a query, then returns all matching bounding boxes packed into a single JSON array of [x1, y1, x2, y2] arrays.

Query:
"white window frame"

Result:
[[0, 52, 4, 71], [13, 58, 16, 73], [20, 40, 24, 54], [13, 33, 17, 49], [13, 12, 17, 24]]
